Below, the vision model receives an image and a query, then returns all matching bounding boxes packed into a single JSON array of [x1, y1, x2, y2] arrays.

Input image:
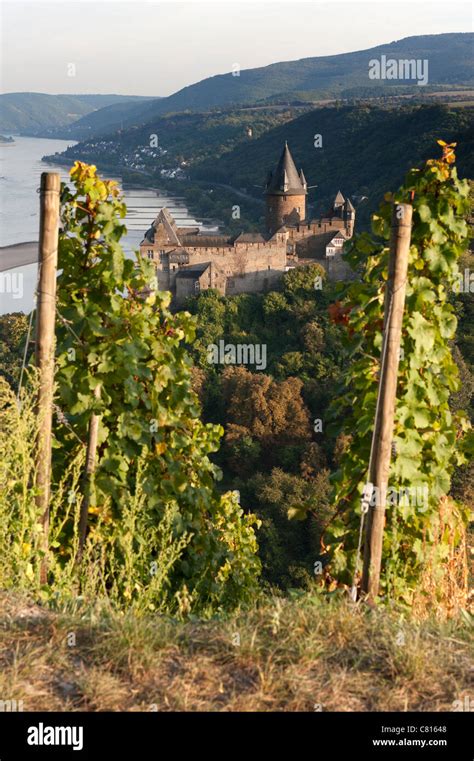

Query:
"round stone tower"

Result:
[[265, 142, 307, 235]]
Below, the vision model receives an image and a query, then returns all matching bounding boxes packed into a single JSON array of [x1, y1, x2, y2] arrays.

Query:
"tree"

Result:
[[247, 467, 332, 587], [221, 366, 311, 471]]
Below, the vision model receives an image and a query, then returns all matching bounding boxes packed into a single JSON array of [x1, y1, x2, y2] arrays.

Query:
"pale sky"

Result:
[[1, 0, 472, 96]]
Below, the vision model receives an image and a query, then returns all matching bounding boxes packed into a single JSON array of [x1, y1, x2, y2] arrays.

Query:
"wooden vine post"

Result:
[[35, 172, 61, 584], [361, 202, 413, 602], [77, 384, 101, 563]]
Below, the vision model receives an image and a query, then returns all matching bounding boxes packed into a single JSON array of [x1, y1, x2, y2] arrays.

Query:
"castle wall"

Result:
[[324, 255, 354, 281], [287, 219, 348, 258], [144, 237, 288, 304], [185, 244, 287, 293], [176, 266, 214, 303]]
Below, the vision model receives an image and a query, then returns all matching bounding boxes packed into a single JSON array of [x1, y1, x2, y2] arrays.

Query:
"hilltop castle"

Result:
[[140, 142, 355, 304]]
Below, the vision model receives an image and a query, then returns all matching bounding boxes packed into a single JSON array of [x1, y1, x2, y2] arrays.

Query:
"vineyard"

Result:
[[0, 143, 472, 713]]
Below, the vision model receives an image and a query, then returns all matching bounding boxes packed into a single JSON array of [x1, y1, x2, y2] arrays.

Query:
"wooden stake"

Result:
[[361, 203, 412, 602], [35, 172, 60, 584], [76, 384, 101, 563]]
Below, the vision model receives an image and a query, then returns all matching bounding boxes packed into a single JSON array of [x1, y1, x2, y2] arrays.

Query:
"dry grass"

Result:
[[0, 591, 472, 712]]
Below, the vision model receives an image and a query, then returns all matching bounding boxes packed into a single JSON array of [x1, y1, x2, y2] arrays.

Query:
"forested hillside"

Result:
[[39, 96, 163, 140], [53, 108, 295, 174], [192, 105, 474, 226], [182, 245, 473, 588], [49, 104, 474, 232]]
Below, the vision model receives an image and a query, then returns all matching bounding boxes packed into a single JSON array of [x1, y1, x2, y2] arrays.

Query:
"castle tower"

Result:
[[343, 197, 355, 237], [265, 142, 307, 235]]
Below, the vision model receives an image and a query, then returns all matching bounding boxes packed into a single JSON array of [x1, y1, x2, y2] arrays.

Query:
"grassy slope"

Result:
[[1, 592, 471, 712]]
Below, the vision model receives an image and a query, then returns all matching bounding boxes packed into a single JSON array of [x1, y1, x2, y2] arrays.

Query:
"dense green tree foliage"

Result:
[[194, 105, 474, 229], [184, 267, 344, 585]]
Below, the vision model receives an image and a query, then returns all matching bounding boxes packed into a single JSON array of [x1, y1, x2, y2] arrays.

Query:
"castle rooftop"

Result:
[[265, 142, 307, 197]]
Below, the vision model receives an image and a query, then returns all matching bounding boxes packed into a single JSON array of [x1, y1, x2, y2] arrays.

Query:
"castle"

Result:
[[140, 142, 355, 304]]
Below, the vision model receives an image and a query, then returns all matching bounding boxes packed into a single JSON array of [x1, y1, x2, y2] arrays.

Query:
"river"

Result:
[[0, 135, 214, 315]]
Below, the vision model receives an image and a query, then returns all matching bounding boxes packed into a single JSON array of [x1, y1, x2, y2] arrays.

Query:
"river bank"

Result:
[[0, 136, 217, 314]]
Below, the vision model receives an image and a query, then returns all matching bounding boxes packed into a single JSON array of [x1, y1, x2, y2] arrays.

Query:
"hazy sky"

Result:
[[1, 0, 472, 96]]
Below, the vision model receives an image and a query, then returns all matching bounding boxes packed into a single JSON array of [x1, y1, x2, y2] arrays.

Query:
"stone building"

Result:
[[141, 208, 287, 304], [140, 142, 356, 304]]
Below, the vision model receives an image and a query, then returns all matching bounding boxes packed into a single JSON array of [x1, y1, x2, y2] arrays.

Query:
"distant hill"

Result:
[[16, 33, 473, 141], [41, 97, 164, 140], [0, 93, 155, 134], [120, 33, 473, 117]]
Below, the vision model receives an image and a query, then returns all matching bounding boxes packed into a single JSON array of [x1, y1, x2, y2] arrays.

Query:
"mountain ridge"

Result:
[[133, 33, 474, 114], [3, 33, 472, 139]]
